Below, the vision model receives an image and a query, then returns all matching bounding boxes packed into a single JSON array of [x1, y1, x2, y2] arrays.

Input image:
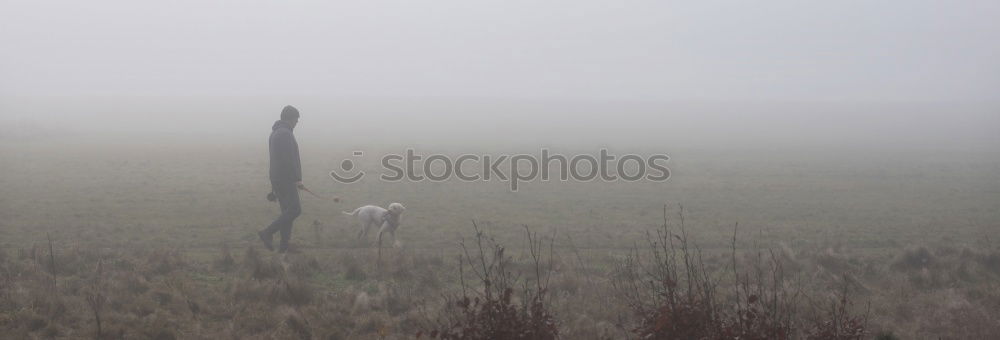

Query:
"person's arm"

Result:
[[291, 136, 302, 184], [271, 130, 301, 184]]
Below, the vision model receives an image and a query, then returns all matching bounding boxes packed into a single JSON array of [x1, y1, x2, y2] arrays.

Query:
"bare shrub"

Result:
[[84, 259, 107, 337], [419, 223, 558, 340], [614, 205, 871, 340], [803, 280, 869, 340], [613, 205, 723, 339]]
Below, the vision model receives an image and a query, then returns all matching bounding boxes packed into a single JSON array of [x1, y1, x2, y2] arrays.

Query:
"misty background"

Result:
[[1, 0, 998, 152], [0, 0, 998, 258]]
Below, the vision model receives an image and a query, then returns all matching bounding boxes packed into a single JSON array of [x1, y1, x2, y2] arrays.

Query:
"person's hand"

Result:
[[296, 181, 305, 190]]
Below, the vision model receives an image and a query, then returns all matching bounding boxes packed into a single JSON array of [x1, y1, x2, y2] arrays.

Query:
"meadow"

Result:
[[1, 136, 999, 339]]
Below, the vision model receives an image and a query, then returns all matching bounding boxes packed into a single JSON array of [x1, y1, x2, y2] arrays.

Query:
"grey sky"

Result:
[[2, 0, 998, 102]]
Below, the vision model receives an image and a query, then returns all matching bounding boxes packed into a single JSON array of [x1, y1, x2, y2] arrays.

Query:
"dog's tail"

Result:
[[342, 207, 362, 216]]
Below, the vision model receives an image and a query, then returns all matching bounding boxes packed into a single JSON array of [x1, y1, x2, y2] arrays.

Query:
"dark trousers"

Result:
[[262, 180, 301, 252]]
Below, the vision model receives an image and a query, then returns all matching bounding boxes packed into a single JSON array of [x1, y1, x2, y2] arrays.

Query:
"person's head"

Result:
[[280, 105, 300, 128]]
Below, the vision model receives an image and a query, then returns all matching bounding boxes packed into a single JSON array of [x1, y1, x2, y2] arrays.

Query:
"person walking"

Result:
[[259, 105, 304, 253]]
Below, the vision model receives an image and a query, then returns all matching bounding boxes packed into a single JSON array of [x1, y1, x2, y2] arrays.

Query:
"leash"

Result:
[[300, 185, 341, 202]]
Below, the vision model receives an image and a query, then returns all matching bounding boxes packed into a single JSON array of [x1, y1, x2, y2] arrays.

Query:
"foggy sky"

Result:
[[1, 1, 998, 152], [1, 0, 998, 101]]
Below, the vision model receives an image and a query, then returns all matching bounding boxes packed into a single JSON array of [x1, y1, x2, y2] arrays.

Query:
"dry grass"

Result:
[[1, 224, 999, 339], [1, 225, 1000, 339], [1, 142, 999, 339]]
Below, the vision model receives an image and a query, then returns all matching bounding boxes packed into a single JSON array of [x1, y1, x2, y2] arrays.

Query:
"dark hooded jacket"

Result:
[[269, 120, 302, 184]]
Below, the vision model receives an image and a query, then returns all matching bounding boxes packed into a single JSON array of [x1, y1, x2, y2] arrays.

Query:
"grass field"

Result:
[[1, 136, 999, 339]]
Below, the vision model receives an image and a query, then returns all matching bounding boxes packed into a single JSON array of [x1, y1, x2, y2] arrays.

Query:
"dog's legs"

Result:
[[357, 222, 367, 240], [377, 224, 388, 248], [360, 220, 374, 241], [376, 228, 385, 264]]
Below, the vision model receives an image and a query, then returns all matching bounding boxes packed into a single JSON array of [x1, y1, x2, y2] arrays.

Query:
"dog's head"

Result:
[[387, 202, 406, 215]]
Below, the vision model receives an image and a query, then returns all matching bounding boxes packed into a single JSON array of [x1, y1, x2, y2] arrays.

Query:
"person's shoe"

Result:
[[258, 231, 274, 251]]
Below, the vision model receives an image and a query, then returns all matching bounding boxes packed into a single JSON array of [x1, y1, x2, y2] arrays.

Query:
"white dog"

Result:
[[343, 203, 405, 248]]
